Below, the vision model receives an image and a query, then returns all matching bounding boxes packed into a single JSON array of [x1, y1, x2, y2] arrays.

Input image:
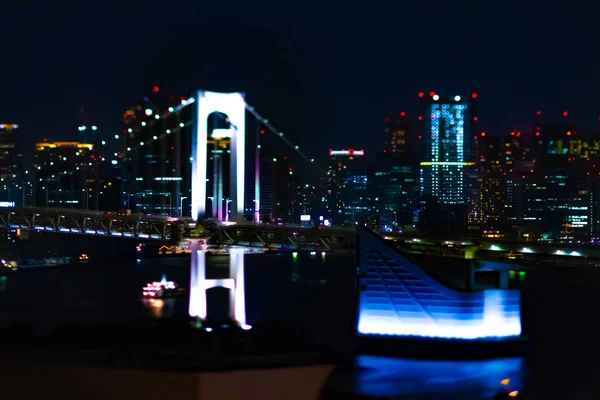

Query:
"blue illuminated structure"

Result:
[[357, 229, 522, 340], [420, 96, 472, 204]]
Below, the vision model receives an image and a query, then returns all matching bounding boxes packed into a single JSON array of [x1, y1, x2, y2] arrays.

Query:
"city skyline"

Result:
[[3, 3, 600, 166]]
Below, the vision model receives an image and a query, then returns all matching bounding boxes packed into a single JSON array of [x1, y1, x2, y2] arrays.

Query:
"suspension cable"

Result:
[[243, 102, 327, 176]]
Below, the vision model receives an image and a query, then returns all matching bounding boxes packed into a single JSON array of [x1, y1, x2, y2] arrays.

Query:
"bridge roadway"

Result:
[[218, 223, 356, 251], [382, 231, 600, 267], [0, 208, 357, 251]]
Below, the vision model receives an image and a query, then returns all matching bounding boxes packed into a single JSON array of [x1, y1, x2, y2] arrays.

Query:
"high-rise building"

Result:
[[420, 96, 473, 205], [33, 141, 107, 209], [370, 113, 420, 231], [326, 149, 368, 226], [0, 124, 24, 207], [269, 156, 296, 224], [468, 135, 506, 237], [122, 99, 197, 217], [369, 152, 416, 230], [383, 113, 417, 158]]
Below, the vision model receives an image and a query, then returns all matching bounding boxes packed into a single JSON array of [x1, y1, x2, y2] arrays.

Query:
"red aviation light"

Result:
[[429, 91, 436, 97], [481, 132, 486, 136], [418, 116, 423, 121], [536, 110, 542, 116], [535, 132, 540, 136], [473, 116, 478, 121], [418, 92, 424, 98], [152, 86, 160, 93], [471, 93, 478, 99], [418, 135, 422, 139], [563, 111, 569, 117], [400, 111, 406, 117]]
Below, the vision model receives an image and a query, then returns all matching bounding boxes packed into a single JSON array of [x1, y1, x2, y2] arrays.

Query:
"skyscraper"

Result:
[[326, 149, 368, 226], [0, 124, 23, 207], [420, 95, 473, 204]]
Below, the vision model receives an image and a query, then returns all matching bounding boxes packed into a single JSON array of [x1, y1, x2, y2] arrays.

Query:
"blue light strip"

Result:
[[357, 232, 521, 340]]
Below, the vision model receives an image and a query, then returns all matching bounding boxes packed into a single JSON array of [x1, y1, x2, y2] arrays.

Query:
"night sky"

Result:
[[3, 2, 600, 172]]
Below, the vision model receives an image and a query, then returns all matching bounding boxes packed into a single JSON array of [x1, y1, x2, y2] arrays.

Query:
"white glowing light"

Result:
[[168, 107, 174, 112], [92, 125, 98, 131], [141, 121, 146, 126], [454, 95, 461, 101], [145, 108, 153, 116], [433, 95, 440, 101], [521, 247, 533, 253], [111, 160, 117, 165], [140, 142, 144, 146], [101, 141, 106, 145], [114, 134, 119, 139], [191, 91, 245, 221], [211, 129, 233, 139], [180, 122, 185, 128], [153, 135, 158, 140], [329, 149, 365, 156], [128, 128, 133, 133], [155, 114, 160, 120], [166, 129, 171, 134]]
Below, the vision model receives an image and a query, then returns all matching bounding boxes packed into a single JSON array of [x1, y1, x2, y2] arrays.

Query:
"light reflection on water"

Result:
[[3, 253, 530, 398], [141, 298, 176, 319], [326, 355, 524, 399]]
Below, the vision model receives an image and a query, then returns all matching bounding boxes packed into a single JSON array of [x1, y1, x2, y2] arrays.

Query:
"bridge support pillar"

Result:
[[191, 91, 245, 222], [189, 241, 249, 329]]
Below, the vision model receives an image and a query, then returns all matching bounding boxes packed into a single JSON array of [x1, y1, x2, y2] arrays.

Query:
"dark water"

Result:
[[2, 253, 600, 398]]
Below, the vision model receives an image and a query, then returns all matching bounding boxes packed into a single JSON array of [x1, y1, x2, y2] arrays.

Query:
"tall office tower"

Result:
[[383, 112, 417, 157], [420, 94, 473, 204], [370, 112, 419, 231], [270, 156, 296, 224], [122, 100, 194, 216], [468, 134, 506, 237], [0, 124, 24, 207], [33, 141, 98, 209], [369, 152, 416, 231], [326, 149, 368, 227]]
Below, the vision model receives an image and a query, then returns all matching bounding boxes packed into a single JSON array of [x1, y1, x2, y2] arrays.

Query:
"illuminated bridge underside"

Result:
[[358, 229, 521, 340], [0, 208, 179, 240], [221, 224, 356, 251]]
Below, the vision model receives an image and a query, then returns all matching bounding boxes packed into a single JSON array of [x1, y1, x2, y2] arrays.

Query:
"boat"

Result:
[[142, 276, 185, 299], [79, 254, 89, 263]]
